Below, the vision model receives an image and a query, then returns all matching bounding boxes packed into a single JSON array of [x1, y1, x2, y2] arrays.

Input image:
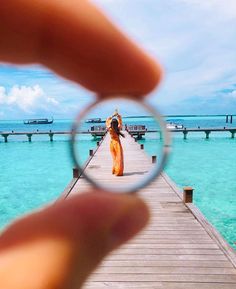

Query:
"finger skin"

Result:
[[0, 192, 149, 289], [0, 0, 162, 96]]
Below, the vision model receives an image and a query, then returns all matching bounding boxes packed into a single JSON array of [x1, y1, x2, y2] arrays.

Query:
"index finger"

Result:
[[0, 0, 162, 97]]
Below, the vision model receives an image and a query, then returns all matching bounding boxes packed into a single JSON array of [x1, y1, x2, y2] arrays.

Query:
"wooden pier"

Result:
[[176, 128, 236, 139], [1, 126, 236, 142], [127, 126, 236, 139], [0, 129, 106, 142], [61, 131, 236, 289]]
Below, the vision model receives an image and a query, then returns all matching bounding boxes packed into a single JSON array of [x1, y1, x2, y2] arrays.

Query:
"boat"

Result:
[[24, 118, 53, 125], [166, 122, 184, 129], [85, 118, 105, 123]]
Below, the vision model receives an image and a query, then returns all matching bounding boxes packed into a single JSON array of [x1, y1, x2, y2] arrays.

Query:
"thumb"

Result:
[[0, 191, 149, 289]]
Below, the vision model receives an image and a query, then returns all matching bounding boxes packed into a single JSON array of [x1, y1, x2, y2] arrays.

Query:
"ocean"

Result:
[[0, 116, 235, 249]]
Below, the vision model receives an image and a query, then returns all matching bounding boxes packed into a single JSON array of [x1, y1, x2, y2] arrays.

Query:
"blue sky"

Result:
[[0, 0, 236, 119]]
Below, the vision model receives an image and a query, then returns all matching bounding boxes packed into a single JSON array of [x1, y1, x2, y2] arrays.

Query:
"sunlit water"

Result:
[[0, 116, 235, 249]]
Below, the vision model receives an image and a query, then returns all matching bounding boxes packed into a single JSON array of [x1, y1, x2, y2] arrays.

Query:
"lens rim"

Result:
[[70, 96, 171, 194]]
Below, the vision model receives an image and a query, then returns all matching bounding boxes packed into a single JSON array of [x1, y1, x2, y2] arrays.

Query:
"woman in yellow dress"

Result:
[[106, 111, 125, 176]]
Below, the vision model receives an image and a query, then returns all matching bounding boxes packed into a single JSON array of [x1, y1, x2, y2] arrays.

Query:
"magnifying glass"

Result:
[[70, 96, 171, 194]]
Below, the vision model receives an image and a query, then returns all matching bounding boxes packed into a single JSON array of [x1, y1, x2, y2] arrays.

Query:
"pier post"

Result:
[[230, 130, 236, 138], [73, 168, 79, 178], [2, 134, 9, 143], [27, 134, 32, 142], [49, 133, 54, 142], [183, 187, 193, 203], [205, 131, 211, 139], [89, 149, 93, 156], [137, 134, 142, 140], [230, 115, 233, 124], [226, 115, 229, 123], [140, 144, 144, 149], [183, 130, 188, 140], [152, 155, 157, 163]]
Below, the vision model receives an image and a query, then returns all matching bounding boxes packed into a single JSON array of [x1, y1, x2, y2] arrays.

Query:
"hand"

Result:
[[0, 1, 162, 288]]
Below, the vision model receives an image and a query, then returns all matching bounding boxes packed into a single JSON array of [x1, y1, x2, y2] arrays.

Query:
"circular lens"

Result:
[[70, 97, 171, 194]]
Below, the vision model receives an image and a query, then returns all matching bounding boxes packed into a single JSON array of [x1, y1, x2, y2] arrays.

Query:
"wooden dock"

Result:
[[0, 129, 106, 142], [61, 131, 236, 289], [127, 127, 236, 139], [2, 126, 236, 142]]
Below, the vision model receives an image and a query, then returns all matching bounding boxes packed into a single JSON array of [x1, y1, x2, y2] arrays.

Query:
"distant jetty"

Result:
[[1, 125, 236, 142]]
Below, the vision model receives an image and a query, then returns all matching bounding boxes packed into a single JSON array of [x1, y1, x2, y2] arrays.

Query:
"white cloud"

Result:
[[0, 85, 59, 113], [224, 90, 236, 99], [7, 85, 43, 111]]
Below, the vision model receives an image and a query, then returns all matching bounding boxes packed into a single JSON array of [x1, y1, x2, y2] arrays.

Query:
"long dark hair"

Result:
[[111, 118, 125, 138]]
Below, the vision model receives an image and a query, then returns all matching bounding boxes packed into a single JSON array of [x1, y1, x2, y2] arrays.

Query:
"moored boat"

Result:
[[24, 118, 54, 125], [166, 122, 184, 129], [85, 118, 105, 123]]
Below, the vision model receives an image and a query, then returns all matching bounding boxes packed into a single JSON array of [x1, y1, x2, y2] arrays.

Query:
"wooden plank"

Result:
[[105, 254, 228, 261], [141, 226, 204, 230], [130, 239, 215, 244], [135, 228, 209, 234], [112, 248, 224, 255], [95, 266, 236, 274], [84, 283, 236, 289], [89, 273, 236, 282], [101, 260, 234, 268], [132, 236, 214, 240], [122, 243, 219, 249]]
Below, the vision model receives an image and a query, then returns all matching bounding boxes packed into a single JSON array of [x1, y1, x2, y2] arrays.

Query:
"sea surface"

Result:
[[0, 116, 236, 249]]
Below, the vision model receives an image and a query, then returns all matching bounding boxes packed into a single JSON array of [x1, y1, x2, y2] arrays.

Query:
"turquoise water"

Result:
[[168, 137, 236, 249], [141, 134, 236, 249], [0, 141, 71, 225], [0, 117, 235, 250]]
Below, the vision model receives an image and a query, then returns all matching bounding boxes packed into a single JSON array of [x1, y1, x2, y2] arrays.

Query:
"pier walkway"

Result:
[[2, 126, 236, 142], [63, 132, 236, 288], [67, 131, 154, 191]]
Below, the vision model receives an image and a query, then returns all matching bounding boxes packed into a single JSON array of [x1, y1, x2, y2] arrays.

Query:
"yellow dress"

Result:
[[106, 115, 124, 176]]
